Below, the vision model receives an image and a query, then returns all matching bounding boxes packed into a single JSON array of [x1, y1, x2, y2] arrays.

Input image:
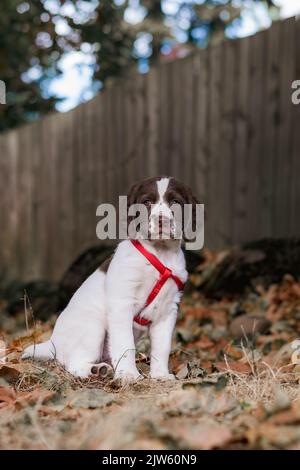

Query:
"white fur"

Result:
[[157, 177, 170, 203], [22, 178, 188, 380], [149, 177, 175, 238]]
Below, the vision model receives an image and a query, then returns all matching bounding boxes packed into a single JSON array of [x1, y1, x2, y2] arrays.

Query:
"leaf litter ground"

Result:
[[1, 248, 300, 449]]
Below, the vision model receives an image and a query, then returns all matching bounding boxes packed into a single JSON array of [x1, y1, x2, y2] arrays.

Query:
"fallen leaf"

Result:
[[215, 361, 251, 374], [223, 344, 244, 360], [162, 417, 232, 449], [247, 423, 300, 447], [176, 364, 189, 380], [0, 362, 40, 383], [68, 389, 116, 409], [183, 375, 228, 391], [192, 337, 215, 349], [0, 386, 16, 408], [158, 389, 202, 415], [0, 385, 54, 410], [10, 330, 50, 351]]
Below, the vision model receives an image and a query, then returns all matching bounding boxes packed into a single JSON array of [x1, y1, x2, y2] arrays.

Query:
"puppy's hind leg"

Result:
[[65, 324, 107, 378]]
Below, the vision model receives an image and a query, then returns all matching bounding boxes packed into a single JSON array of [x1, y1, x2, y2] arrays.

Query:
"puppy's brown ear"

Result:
[[126, 182, 140, 233], [127, 182, 140, 207]]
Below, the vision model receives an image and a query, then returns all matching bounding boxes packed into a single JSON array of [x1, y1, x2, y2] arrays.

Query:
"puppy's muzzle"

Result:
[[150, 213, 174, 237]]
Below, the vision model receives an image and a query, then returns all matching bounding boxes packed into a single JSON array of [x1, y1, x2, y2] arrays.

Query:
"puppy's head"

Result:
[[127, 176, 199, 242]]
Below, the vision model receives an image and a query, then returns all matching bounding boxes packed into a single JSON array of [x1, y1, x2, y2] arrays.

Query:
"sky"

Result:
[[47, 0, 300, 112]]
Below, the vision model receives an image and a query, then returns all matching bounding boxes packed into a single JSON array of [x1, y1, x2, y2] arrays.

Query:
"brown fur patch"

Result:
[[99, 255, 113, 273]]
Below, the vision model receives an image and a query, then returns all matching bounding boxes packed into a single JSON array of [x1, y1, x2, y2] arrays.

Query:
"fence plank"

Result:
[[43, 113, 60, 279], [207, 44, 222, 248], [28, 121, 43, 279], [93, 93, 107, 206], [233, 36, 250, 244], [191, 50, 208, 201], [274, 18, 296, 236], [159, 63, 171, 176], [247, 30, 265, 241], [114, 83, 126, 195], [181, 56, 194, 184], [145, 67, 160, 178], [290, 18, 300, 235], [0, 130, 19, 279], [134, 73, 146, 183], [56, 111, 77, 273], [17, 124, 33, 279], [259, 21, 280, 239], [169, 59, 183, 180], [220, 39, 237, 246]]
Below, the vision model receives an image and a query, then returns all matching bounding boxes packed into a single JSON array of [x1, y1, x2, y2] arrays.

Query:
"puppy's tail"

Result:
[[22, 340, 54, 361]]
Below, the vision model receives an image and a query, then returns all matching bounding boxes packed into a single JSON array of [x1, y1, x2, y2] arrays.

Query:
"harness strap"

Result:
[[131, 239, 184, 327]]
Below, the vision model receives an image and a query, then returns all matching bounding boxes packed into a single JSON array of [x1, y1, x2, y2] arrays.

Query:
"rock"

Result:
[[58, 241, 117, 311], [68, 389, 115, 409], [183, 248, 204, 274], [2, 242, 117, 320], [198, 238, 300, 298], [4, 280, 60, 321], [229, 314, 271, 340]]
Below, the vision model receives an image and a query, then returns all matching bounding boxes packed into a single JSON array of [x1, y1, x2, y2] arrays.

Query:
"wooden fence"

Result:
[[0, 16, 300, 282]]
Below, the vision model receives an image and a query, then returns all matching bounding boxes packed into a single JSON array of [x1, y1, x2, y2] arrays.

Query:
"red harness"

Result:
[[131, 239, 185, 327]]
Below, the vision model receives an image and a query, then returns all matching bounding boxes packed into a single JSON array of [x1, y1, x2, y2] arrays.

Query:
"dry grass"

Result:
[[1, 347, 300, 450]]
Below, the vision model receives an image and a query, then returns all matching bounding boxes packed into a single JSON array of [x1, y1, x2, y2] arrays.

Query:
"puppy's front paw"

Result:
[[114, 370, 143, 383], [91, 363, 113, 379], [150, 371, 176, 381]]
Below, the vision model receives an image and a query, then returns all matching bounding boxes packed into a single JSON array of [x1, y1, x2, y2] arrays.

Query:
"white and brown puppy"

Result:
[[22, 176, 198, 381]]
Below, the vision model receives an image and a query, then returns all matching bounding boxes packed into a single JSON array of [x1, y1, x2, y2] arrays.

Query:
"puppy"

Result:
[[22, 176, 198, 381]]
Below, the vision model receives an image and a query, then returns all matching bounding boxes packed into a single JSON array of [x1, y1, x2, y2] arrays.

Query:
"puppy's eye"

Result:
[[142, 199, 152, 207], [171, 199, 180, 205]]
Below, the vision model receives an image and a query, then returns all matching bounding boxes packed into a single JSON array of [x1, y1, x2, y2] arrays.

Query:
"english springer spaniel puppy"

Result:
[[22, 176, 199, 382]]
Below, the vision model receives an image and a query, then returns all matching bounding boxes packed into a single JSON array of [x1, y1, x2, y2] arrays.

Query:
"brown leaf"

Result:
[[184, 307, 227, 327], [0, 386, 16, 408], [247, 423, 300, 447], [192, 337, 215, 350], [38, 405, 80, 420], [163, 417, 232, 449], [215, 361, 251, 373], [16, 388, 55, 408], [68, 389, 116, 409], [10, 329, 50, 352], [267, 400, 300, 425], [0, 362, 39, 383], [223, 344, 244, 360], [0, 385, 54, 410]]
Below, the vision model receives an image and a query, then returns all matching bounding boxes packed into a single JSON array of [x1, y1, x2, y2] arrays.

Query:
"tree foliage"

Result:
[[0, 0, 279, 132], [0, 0, 74, 132], [79, 0, 136, 85]]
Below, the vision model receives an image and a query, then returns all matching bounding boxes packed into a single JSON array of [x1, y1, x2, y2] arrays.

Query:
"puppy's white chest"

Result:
[[134, 260, 183, 322]]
